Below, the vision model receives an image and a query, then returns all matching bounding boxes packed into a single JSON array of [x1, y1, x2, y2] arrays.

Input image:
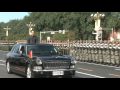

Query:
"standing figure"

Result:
[[27, 31, 38, 44]]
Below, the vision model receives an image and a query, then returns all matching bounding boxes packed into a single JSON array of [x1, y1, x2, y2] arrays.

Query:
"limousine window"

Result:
[[12, 45, 20, 53], [27, 45, 58, 56], [19, 46, 26, 55], [10, 44, 18, 53]]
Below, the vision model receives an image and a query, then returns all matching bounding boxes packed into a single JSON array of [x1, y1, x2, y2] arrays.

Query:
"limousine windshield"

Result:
[[27, 45, 58, 56]]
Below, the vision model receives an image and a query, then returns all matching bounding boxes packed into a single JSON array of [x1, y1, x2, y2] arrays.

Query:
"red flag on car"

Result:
[[28, 50, 33, 59]]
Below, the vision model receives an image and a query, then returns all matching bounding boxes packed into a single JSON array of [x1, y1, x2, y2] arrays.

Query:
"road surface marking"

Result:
[[109, 74, 120, 77], [115, 69, 120, 71], [0, 60, 6, 62], [78, 61, 118, 68], [77, 68, 93, 71], [0, 64, 5, 66], [114, 67, 120, 69], [76, 71, 105, 78]]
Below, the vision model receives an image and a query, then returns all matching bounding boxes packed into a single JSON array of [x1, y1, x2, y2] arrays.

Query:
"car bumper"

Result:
[[33, 69, 75, 77]]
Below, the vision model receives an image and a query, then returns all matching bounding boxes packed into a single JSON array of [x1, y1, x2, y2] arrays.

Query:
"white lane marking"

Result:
[[76, 71, 106, 78], [114, 67, 120, 69], [0, 64, 5, 66], [109, 74, 120, 77], [0, 60, 6, 63], [77, 68, 93, 72], [115, 69, 120, 71], [78, 61, 119, 68]]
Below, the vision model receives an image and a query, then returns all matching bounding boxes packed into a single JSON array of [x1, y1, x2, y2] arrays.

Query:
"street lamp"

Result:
[[26, 22, 35, 35], [91, 12, 105, 41], [3, 26, 11, 41]]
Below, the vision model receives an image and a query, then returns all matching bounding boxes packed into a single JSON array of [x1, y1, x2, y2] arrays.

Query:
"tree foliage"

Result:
[[0, 12, 120, 41]]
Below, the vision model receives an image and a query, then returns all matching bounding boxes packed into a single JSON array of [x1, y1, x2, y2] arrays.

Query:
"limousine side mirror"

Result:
[[18, 50, 24, 57], [19, 51, 23, 55], [19, 46, 25, 56]]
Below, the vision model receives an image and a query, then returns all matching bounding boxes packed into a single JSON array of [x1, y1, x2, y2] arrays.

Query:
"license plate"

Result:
[[53, 71, 64, 76]]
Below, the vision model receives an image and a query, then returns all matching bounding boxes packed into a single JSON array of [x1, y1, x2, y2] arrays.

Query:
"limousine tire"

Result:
[[6, 61, 12, 74], [26, 65, 35, 78]]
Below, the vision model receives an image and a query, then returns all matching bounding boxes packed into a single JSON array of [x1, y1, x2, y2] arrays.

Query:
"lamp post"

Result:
[[3, 26, 11, 41], [26, 22, 35, 34], [91, 12, 105, 41]]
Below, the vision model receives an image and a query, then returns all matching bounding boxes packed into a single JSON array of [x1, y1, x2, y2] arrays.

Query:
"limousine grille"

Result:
[[43, 60, 70, 69]]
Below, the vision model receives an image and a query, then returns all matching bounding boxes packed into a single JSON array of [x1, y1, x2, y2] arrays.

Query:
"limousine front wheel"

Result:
[[26, 66, 35, 78], [6, 61, 12, 74]]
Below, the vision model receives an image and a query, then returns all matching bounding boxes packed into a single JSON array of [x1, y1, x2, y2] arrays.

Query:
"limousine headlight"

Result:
[[33, 66, 42, 71], [36, 57, 42, 65]]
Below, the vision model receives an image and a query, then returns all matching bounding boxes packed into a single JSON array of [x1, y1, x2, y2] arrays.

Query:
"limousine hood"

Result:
[[32, 55, 76, 65], [35, 55, 72, 61]]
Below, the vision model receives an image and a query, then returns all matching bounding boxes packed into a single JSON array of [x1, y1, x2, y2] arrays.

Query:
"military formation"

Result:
[[69, 40, 120, 66]]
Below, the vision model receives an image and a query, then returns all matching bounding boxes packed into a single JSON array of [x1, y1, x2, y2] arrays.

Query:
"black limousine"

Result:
[[6, 43, 76, 78]]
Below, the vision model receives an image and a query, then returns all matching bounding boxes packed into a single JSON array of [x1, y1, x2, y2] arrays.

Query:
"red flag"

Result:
[[28, 50, 33, 59]]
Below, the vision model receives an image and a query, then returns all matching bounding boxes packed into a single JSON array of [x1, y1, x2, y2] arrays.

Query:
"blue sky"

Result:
[[0, 12, 29, 23]]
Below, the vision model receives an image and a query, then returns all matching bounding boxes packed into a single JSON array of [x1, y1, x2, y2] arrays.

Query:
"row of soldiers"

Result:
[[69, 41, 120, 66]]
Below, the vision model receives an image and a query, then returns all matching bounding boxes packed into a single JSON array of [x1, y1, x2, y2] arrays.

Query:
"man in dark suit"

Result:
[[27, 31, 39, 44]]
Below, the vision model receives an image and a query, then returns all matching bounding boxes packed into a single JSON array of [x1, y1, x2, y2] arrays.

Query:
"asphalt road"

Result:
[[75, 62, 120, 78], [0, 50, 23, 78], [1, 50, 120, 78]]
